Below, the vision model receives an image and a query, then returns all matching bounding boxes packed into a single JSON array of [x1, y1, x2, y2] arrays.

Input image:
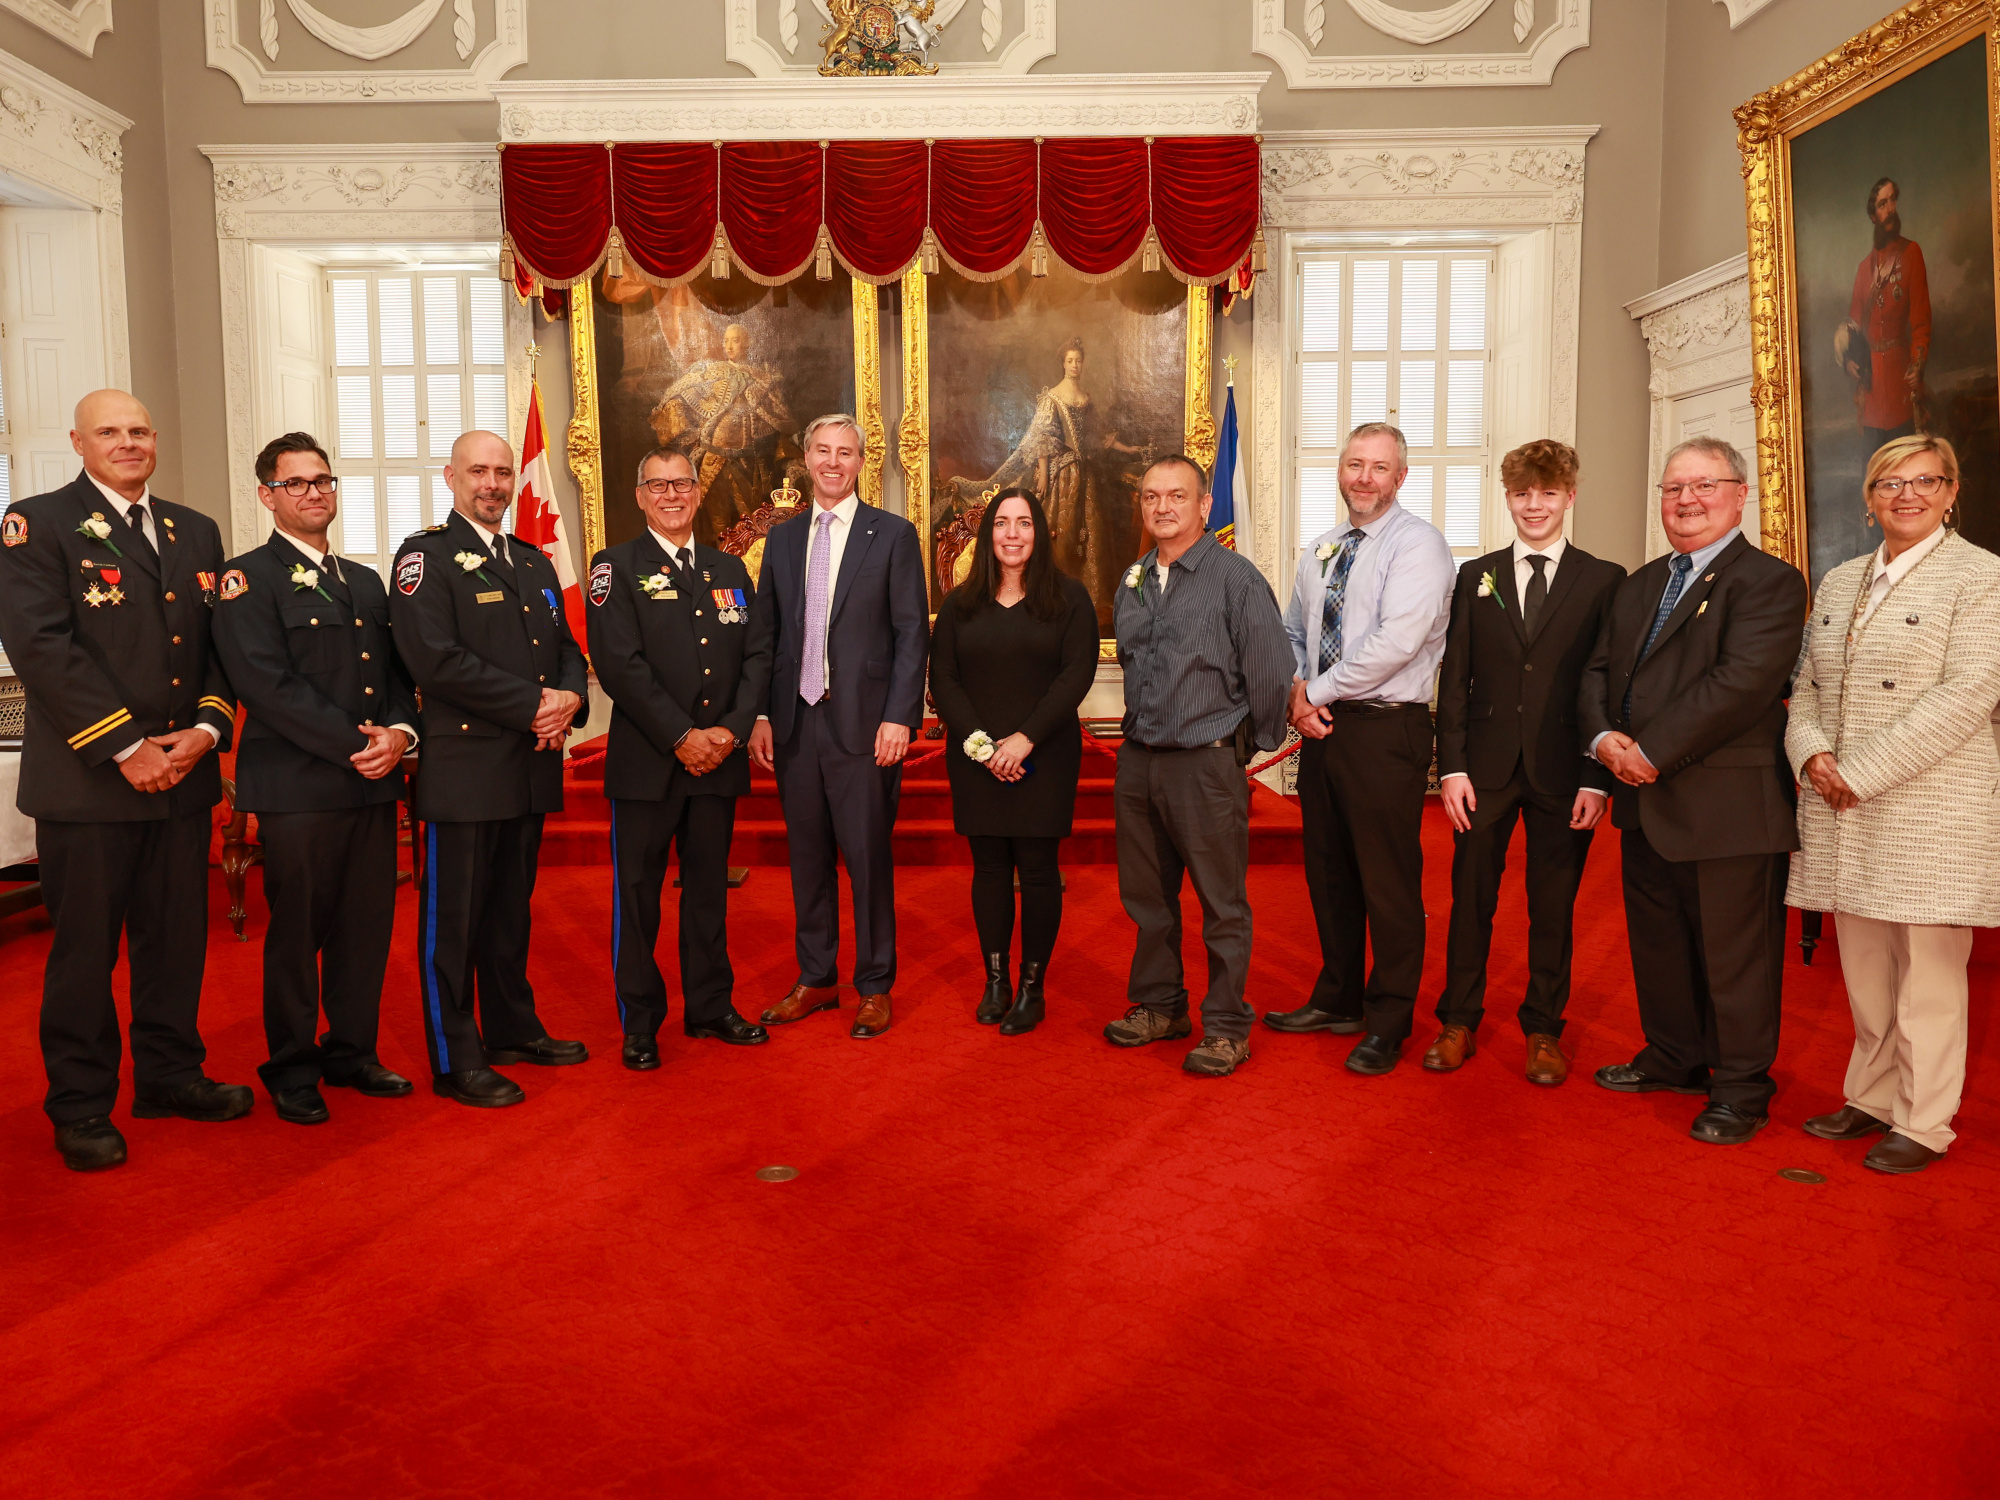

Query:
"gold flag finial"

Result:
[[1223, 353, 1239, 387], [526, 340, 541, 377]]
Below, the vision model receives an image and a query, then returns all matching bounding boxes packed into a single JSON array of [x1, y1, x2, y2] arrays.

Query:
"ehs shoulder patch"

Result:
[[219, 569, 249, 601], [1, 511, 25, 546], [396, 552, 425, 595], [588, 561, 614, 606]]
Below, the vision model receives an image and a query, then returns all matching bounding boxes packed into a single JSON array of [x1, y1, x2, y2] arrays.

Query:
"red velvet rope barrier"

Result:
[[501, 135, 1259, 289]]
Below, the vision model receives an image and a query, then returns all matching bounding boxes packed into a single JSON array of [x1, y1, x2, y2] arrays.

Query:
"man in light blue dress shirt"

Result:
[[1267, 423, 1457, 1074]]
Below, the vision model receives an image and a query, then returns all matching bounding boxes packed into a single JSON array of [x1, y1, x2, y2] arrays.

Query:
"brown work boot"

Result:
[[762, 983, 839, 1025], [1183, 1034, 1250, 1076], [851, 992, 893, 1039], [1524, 1032, 1569, 1087], [1103, 1005, 1193, 1048], [1422, 1025, 1476, 1072]]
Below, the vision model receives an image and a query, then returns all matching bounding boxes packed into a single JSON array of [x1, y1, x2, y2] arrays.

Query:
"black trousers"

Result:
[[966, 834, 1063, 963], [611, 792, 738, 1035], [36, 812, 212, 1124], [1297, 705, 1432, 1043], [1436, 766, 1596, 1037], [1115, 744, 1254, 1042], [414, 814, 550, 1076], [774, 697, 902, 993], [256, 804, 398, 1090], [1621, 825, 1788, 1115]]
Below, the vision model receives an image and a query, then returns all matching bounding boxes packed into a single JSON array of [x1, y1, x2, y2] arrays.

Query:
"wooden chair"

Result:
[[218, 766, 419, 942]]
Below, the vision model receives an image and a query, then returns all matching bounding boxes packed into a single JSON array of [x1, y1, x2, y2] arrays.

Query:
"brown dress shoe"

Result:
[[1802, 1105, 1891, 1141], [1863, 1132, 1941, 1174], [762, 983, 839, 1025], [1421, 1025, 1475, 1072], [1524, 1033, 1569, 1087], [851, 992, 892, 1039]]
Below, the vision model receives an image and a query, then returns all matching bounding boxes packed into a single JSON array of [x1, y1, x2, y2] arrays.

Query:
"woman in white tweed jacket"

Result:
[[1786, 434, 2000, 1175]]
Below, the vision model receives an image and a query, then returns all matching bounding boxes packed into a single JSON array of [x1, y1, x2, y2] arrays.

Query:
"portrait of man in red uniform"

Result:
[[1841, 177, 1932, 449]]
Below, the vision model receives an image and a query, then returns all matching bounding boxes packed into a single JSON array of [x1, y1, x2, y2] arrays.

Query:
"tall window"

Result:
[[1292, 249, 1494, 559], [327, 268, 507, 570]]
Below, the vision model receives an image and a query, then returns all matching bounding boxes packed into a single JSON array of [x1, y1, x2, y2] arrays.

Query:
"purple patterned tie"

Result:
[[800, 508, 836, 705]]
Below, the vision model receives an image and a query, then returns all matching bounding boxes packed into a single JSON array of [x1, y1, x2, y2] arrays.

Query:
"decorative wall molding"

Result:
[[201, 143, 503, 550], [1249, 125, 1597, 592], [1252, 0, 1588, 90], [1345, 0, 1494, 47], [0, 48, 130, 389], [205, 0, 527, 103], [492, 72, 1265, 142], [0, 0, 114, 56], [1716, 0, 1782, 26], [723, 0, 1052, 77]]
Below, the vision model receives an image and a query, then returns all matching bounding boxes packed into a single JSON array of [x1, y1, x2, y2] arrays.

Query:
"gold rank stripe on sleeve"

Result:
[[68, 707, 133, 750], [198, 695, 235, 717]]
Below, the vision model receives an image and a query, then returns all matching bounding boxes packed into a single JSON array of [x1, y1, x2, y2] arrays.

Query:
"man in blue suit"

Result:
[[747, 414, 929, 1038]]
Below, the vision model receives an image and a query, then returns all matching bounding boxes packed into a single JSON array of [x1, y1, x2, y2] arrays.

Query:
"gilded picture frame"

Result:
[[1737, 0, 2000, 582]]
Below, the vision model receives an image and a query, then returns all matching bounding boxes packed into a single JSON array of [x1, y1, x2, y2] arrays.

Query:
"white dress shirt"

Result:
[[273, 528, 417, 748], [89, 473, 220, 762], [801, 493, 858, 699], [465, 514, 510, 564], [1283, 501, 1456, 707], [648, 526, 697, 574], [1856, 524, 1947, 631]]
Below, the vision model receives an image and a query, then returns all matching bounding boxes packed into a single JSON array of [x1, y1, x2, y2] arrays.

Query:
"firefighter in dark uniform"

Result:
[[0, 390, 252, 1172], [586, 448, 774, 1070], [211, 432, 420, 1125], [388, 429, 589, 1108]]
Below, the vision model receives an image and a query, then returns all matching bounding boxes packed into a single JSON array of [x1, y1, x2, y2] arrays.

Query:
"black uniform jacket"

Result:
[[1577, 532, 1808, 863], [210, 532, 418, 813], [585, 533, 772, 802], [0, 472, 235, 822], [387, 510, 587, 823], [1435, 544, 1626, 797]]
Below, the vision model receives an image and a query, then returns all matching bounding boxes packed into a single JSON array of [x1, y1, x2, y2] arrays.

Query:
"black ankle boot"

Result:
[[1000, 958, 1047, 1035], [976, 952, 1011, 1024]]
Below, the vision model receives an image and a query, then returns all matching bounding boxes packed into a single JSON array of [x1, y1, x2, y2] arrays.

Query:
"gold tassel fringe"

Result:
[[1030, 225, 1048, 278], [605, 228, 626, 280], [710, 225, 731, 280], [920, 226, 940, 275], [815, 226, 833, 281], [1141, 227, 1161, 274], [1250, 226, 1268, 274]]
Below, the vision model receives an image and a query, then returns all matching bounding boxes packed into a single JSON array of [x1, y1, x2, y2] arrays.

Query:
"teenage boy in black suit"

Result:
[[586, 448, 773, 1070], [211, 432, 419, 1125], [1427, 440, 1626, 1086]]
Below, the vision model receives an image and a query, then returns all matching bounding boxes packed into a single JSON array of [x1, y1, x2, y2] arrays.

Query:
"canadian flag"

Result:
[[512, 377, 588, 656]]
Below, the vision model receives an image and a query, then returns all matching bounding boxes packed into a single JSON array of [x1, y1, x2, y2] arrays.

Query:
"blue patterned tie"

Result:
[[1317, 530, 1363, 675], [1625, 552, 1693, 724]]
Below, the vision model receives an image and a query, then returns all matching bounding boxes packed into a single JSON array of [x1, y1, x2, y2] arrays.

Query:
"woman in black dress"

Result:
[[929, 487, 1098, 1033]]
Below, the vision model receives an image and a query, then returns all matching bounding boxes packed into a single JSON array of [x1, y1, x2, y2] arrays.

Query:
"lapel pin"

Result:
[[1703, 573, 1714, 582], [1697, 600, 1709, 616]]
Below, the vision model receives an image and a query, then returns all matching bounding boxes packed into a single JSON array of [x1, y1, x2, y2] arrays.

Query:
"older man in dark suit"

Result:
[[1578, 436, 1808, 1144], [747, 415, 929, 1039]]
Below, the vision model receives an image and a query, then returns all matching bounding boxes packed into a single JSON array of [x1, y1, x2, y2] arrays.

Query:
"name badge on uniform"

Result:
[[475, 590, 504, 604], [711, 587, 746, 624]]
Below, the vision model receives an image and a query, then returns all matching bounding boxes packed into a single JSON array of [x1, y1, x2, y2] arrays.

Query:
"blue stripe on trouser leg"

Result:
[[421, 822, 450, 1074]]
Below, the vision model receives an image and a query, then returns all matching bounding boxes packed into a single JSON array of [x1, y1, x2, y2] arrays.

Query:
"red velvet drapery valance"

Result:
[[498, 135, 1261, 290]]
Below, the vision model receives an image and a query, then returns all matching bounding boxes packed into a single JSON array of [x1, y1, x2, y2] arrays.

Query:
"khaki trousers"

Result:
[[1834, 913, 1973, 1153]]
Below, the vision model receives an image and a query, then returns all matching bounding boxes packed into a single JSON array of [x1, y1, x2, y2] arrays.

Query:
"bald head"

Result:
[[443, 429, 517, 528], [71, 389, 158, 500]]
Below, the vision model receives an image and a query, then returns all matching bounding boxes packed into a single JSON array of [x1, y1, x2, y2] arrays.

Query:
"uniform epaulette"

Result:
[[422, 522, 450, 533]]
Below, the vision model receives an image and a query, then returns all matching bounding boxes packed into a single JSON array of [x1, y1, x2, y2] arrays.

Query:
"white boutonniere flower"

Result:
[[639, 571, 675, 598], [454, 551, 486, 573], [1124, 564, 1144, 592], [1478, 568, 1503, 608], [289, 562, 331, 600], [1316, 539, 1337, 576], [962, 730, 995, 763], [76, 513, 123, 556]]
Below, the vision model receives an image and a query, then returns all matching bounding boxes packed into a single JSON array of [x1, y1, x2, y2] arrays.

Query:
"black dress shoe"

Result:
[[54, 1116, 127, 1172], [1264, 1004, 1366, 1034], [484, 1036, 589, 1066], [976, 952, 1012, 1025], [270, 1084, 330, 1125], [1689, 1102, 1768, 1144], [323, 1062, 414, 1098], [623, 1034, 661, 1071], [999, 958, 1047, 1036], [1593, 1062, 1709, 1095], [432, 1068, 525, 1108], [131, 1077, 254, 1121], [1802, 1104, 1890, 1141], [685, 1011, 769, 1045], [1345, 1034, 1402, 1075]]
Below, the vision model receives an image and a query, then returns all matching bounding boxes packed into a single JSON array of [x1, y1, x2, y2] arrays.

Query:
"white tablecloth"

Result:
[[0, 753, 36, 866]]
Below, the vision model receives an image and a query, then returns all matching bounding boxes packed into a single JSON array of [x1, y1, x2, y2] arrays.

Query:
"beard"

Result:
[[1873, 210, 1902, 249]]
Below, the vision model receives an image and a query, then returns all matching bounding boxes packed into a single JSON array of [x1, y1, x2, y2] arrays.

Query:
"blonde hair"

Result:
[[1865, 432, 1960, 494]]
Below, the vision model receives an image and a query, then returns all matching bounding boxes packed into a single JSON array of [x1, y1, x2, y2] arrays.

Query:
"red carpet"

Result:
[[2, 807, 1995, 1497]]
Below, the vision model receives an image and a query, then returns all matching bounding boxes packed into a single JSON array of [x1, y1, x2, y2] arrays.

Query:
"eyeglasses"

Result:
[[1657, 478, 1745, 501], [268, 476, 338, 497], [1869, 474, 1950, 498], [641, 478, 698, 497]]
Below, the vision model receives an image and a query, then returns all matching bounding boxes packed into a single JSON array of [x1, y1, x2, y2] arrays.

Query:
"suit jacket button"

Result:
[[1883, 680, 1895, 689], [538, 675, 546, 683], [355, 618, 363, 626], [364, 686, 374, 695], [461, 723, 470, 731], [171, 677, 181, 686], [164, 591, 176, 602], [1906, 615, 1920, 625], [167, 719, 175, 728], [532, 639, 539, 645], [172, 635, 182, 645], [704, 668, 712, 675], [695, 609, 703, 617], [310, 617, 318, 626], [361, 651, 371, 660], [1523, 663, 1533, 671], [700, 638, 708, 645]]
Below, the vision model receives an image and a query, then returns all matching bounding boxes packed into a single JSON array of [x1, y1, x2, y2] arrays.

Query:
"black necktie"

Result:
[[124, 501, 159, 561], [489, 535, 513, 573], [1523, 553, 1548, 635]]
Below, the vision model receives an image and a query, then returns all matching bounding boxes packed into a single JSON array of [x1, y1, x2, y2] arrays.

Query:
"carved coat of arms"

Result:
[[819, 0, 943, 76]]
